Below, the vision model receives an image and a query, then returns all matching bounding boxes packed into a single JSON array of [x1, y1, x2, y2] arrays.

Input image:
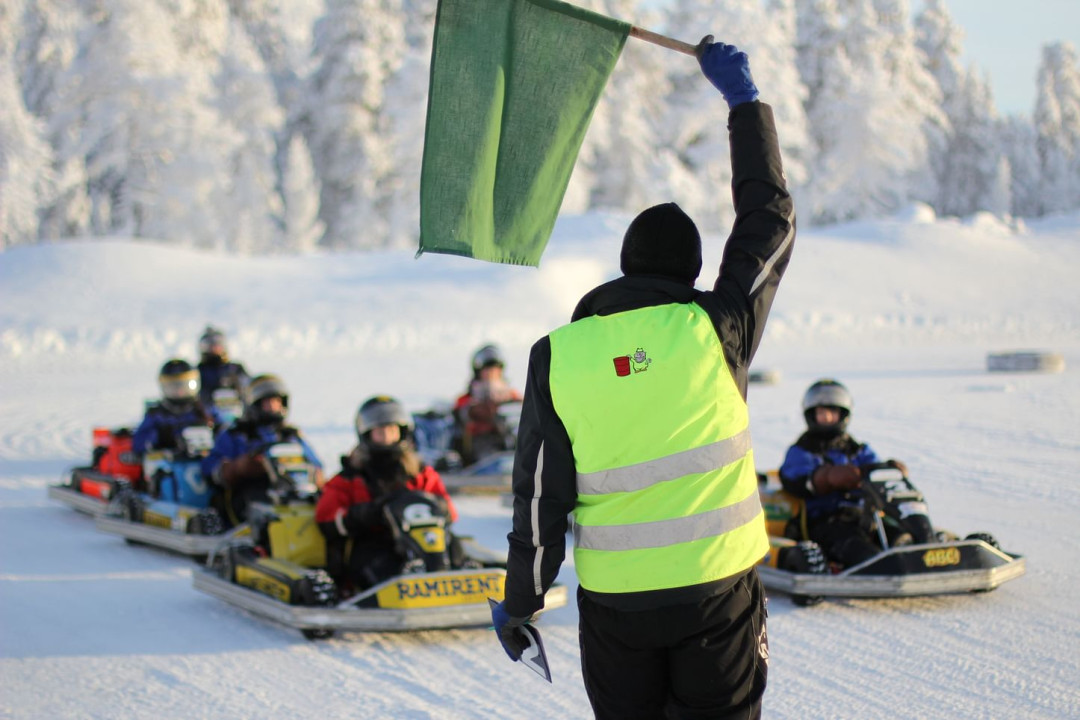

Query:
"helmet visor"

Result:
[[802, 383, 852, 413], [161, 371, 200, 400]]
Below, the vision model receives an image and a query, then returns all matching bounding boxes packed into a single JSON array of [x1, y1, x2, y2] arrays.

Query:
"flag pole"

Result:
[[628, 26, 697, 56]]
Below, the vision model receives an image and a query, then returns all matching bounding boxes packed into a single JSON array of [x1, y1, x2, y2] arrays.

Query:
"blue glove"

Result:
[[695, 35, 759, 109], [491, 600, 531, 661]]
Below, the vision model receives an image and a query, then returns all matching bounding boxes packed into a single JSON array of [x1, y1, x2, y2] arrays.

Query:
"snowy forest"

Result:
[[1, 0, 1079, 253]]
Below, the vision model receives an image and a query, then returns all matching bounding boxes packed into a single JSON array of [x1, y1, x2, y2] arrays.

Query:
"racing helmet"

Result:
[[245, 374, 289, 425], [356, 395, 414, 447], [802, 378, 853, 433], [471, 344, 505, 375], [159, 359, 200, 409], [199, 325, 229, 362]]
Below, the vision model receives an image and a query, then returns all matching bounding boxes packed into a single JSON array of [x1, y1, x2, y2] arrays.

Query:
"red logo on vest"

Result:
[[613, 348, 651, 377]]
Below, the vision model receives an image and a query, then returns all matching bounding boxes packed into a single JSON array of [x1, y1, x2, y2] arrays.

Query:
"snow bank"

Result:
[[3, 213, 1078, 370]]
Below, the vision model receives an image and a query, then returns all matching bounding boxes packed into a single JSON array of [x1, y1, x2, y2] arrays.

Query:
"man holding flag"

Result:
[[491, 35, 795, 720]]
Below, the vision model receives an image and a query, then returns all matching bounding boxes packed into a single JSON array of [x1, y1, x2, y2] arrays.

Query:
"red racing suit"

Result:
[[315, 454, 458, 540]]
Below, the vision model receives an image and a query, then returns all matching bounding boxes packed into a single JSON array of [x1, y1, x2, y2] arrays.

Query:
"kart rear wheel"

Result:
[[213, 546, 236, 583], [187, 509, 224, 536], [302, 628, 335, 641], [780, 541, 827, 607], [118, 491, 143, 523], [964, 532, 1000, 549]]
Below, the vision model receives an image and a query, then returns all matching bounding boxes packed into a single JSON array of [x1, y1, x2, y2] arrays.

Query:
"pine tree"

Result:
[[1033, 42, 1080, 215], [382, 0, 436, 248], [305, 0, 406, 249], [1000, 116, 1039, 218], [0, 0, 56, 247], [585, 0, 682, 216], [281, 133, 323, 253], [226, 0, 320, 108], [796, 0, 944, 222], [664, 0, 808, 231], [915, 0, 1008, 218], [15, 0, 87, 239], [212, 18, 285, 253]]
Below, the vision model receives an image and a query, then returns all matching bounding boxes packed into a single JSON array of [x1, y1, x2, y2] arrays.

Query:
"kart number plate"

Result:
[[181, 426, 214, 453], [376, 571, 506, 609], [922, 547, 961, 568]]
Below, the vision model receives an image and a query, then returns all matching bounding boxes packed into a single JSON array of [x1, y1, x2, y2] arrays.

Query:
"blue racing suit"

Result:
[[131, 402, 223, 456], [203, 420, 322, 525]]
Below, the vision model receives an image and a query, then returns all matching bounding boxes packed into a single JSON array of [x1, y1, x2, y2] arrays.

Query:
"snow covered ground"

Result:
[[2, 206, 1080, 719]]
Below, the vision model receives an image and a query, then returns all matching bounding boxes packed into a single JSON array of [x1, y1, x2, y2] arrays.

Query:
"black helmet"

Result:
[[245, 374, 289, 425], [356, 395, 414, 446], [802, 379, 853, 434], [159, 359, 199, 409], [471, 344, 505, 375], [199, 325, 228, 361]]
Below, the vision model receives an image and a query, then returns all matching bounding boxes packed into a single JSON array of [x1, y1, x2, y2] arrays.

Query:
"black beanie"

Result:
[[620, 202, 702, 284]]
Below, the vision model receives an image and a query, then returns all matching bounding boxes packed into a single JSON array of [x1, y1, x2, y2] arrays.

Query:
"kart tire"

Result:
[[964, 532, 1000, 550], [780, 541, 827, 608], [118, 491, 143, 523], [215, 546, 236, 583], [302, 629, 335, 641], [986, 351, 1064, 373], [187, 509, 224, 536]]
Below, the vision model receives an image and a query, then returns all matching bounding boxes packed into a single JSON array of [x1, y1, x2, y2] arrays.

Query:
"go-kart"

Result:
[[210, 387, 245, 424], [94, 425, 224, 556], [757, 463, 1025, 606], [48, 427, 144, 516], [413, 401, 522, 495], [193, 486, 567, 639]]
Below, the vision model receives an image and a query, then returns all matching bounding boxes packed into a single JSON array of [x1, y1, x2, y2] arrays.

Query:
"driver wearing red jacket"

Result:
[[315, 396, 457, 591]]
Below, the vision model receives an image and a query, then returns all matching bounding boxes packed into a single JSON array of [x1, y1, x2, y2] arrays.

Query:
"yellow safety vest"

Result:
[[548, 301, 767, 594]]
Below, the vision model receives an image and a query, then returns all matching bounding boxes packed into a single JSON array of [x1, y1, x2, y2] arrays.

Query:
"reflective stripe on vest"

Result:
[[548, 301, 768, 594]]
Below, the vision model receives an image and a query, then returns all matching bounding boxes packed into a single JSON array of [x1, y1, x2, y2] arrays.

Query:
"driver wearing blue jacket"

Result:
[[203, 373, 323, 525], [779, 379, 906, 567], [132, 359, 223, 457]]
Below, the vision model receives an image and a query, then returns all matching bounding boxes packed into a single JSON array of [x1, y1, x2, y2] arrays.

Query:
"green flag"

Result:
[[418, 0, 630, 267]]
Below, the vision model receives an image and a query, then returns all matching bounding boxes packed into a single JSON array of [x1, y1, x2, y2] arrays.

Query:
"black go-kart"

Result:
[[757, 462, 1025, 606]]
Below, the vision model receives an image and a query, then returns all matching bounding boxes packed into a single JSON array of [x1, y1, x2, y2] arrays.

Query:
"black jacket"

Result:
[[504, 101, 796, 616]]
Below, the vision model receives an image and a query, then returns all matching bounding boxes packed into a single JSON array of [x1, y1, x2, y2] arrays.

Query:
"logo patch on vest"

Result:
[[613, 348, 652, 377]]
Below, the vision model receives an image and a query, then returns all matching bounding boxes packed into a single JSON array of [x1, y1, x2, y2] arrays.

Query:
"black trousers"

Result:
[[578, 570, 768, 720]]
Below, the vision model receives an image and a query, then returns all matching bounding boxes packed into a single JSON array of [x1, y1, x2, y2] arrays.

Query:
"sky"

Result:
[[2, 206, 1080, 718], [924, 0, 1080, 116]]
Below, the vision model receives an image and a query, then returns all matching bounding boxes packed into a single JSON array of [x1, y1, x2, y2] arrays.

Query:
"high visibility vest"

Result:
[[548, 301, 767, 594]]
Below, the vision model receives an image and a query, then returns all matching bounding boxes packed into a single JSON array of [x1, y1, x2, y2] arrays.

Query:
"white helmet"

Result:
[[356, 395, 414, 445], [802, 379, 853, 433]]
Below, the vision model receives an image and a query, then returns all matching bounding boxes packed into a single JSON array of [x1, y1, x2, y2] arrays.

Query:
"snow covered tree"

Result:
[[14, 0, 87, 239], [794, 0, 856, 221], [226, 0, 321, 213], [304, 0, 407, 249], [226, 0, 319, 109], [281, 133, 323, 253], [0, 0, 56, 247], [662, 0, 808, 231], [211, 18, 285, 253], [583, 0, 683, 216], [1033, 42, 1080, 216], [915, 0, 1008, 218], [381, 0, 436, 247], [795, 0, 944, 222], [14, 0, 81, 119], [1000, 116, 1039, 218], [937, 70, 1009, 217], [50, 0, 237, 244]]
